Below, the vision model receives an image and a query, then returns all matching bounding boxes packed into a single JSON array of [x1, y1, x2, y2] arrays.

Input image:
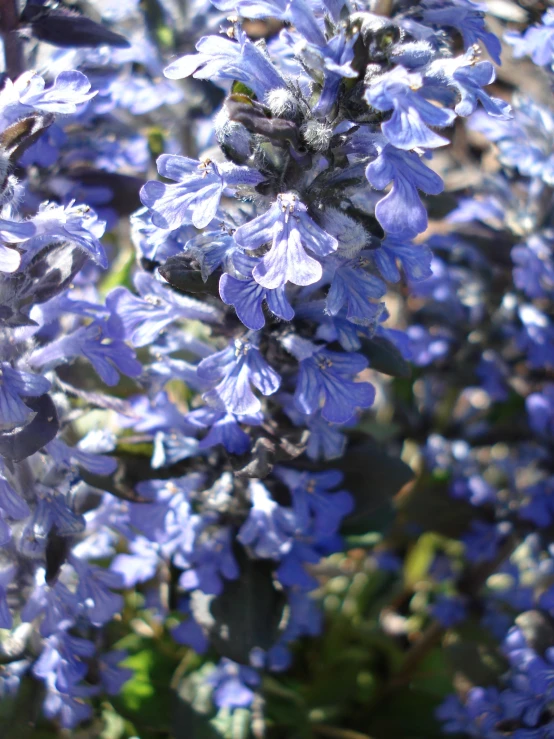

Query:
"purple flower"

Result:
[[197, 337, 281, 416], [140, 155, 264, 230], [234, 193, 338, 289], [366, 145, 444, 235], [366, 67, 456, 150]]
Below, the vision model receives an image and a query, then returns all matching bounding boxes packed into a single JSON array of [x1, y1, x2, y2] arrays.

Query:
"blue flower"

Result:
[[107, 271, 221, 346], [111, 537, 160, 587], [30, 321, 142, 386], [46, 438, 117, 476], [171, 600, 209, 653], [141, 155, 264, 231], [325, 253, 386, 325], [0, 71, 96, 122], [185, 228, 239, 281], [274, 467, 353, 535], [420, 0, 502, 64], [0, 566, 15, 629], [219, 272, 294, 330], [206, 658, 260, 710], [164, 28, 286, 98], [98, 651, 133, 695], [237, 480, 296, 559], [212, 0, 325, 47], [21, 580, 79, 637], [512, 233, 554, 300], [517, 305, 554, 369], [70, 556, 124, 627], [506, 9, 554, 67], [451, 61, 511, 118], [0, 363, 51, 431], [176, 522, 239, 595], [187, 406, 262, 455], [0, 217, 35, 273], [290, 344, 375, 424], [366, 67, 456, 150], [197, 337, 281, 416], [0, 465, 30, 543], [526, 385, 554, 438], [234, 193, 338, 289], [28, 202, 108, 269], [372, 235, 433, 283], [366, 145, 444, 235], [431, 594, 467, 627]]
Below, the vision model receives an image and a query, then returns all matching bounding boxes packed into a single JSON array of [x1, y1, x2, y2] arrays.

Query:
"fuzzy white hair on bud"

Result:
[[300, 119, 334, 152], [319, 207, 369, 259], [265, 89, 299, 120]]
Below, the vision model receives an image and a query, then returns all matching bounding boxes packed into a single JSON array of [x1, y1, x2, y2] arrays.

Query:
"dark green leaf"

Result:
[[359, 336, 411, 378], [209, 550, 286, 664], [158, 258, 220, 297], [338, 439, 413, 536]]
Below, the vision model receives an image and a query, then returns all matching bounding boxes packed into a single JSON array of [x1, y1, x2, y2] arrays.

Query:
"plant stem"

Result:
[[0, 0, 23, 80], [312, 725, 375, 739]]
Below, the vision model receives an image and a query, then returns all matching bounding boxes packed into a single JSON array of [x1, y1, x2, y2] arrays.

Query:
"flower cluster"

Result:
[[0, 0, 541, 734]]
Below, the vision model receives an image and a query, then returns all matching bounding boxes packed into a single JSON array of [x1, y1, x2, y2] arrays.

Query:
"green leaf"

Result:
[[359, 336, 411, 378], [398, 475, 475, 539], [209, 549, 286, 664], [338, 439, 413, 536], [112, 639, 179, 736], [403, 533, 441, 588]]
